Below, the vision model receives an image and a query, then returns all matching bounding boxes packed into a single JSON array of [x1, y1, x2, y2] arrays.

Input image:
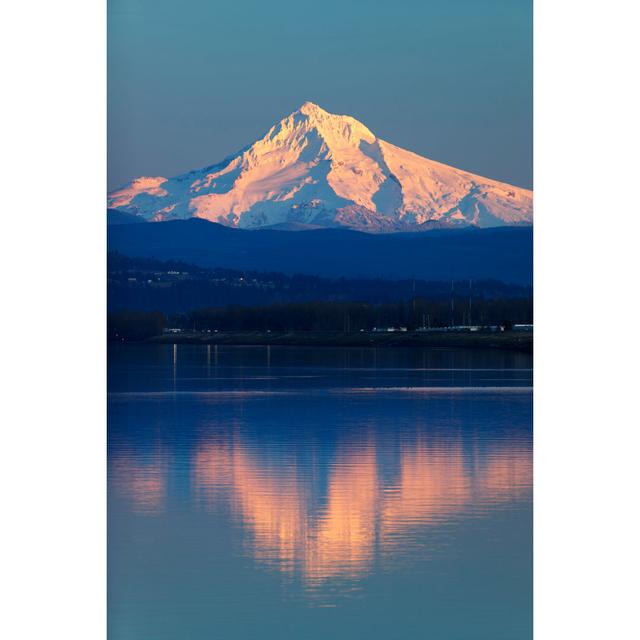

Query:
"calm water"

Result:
[[108, 344, 532, 639]]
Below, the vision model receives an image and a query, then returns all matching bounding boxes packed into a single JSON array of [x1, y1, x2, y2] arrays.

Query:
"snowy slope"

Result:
[[108, 102, 532, 231]]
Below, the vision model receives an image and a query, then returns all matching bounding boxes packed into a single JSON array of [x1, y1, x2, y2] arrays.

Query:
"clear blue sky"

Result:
[[108, 0, 532, 191]]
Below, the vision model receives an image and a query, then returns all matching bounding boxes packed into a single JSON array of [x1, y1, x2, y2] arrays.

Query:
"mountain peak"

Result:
[[108, 106, 533, 231], [280, 102, 376, 148], [298, 101, 326, 116]]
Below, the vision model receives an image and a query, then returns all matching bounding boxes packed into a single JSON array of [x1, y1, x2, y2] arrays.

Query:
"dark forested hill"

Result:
[[107, 218, 533, 285]]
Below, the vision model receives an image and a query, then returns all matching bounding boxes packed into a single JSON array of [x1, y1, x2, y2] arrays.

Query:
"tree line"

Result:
[[108, 296, 532, 340], [108, 252, 532, 314]]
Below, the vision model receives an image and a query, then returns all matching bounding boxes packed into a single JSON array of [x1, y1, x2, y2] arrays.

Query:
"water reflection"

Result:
[[193, 439, 307, 574], [112, 426, 531, 586], [109, 346, 532, 637], [110, 448, 169, 515]]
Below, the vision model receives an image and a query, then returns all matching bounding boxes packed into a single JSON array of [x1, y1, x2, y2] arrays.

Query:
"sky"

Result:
[[108, 0, 532, 192]]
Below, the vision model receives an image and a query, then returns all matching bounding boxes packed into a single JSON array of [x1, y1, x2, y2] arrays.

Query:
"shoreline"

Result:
[[120, 330, 534, 352]]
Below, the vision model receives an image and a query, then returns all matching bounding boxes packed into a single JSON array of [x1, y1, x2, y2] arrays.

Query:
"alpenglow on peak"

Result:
[[108, 103, 533, 232], [298, 100, 324, 114]]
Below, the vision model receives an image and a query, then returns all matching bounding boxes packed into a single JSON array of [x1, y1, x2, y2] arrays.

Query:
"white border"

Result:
[[535, 0, 640, 637], [1, 1, 106, 638]]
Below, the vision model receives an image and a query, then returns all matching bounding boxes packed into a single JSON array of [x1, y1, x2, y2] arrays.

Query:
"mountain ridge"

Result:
[[108, 218, 533, 284]]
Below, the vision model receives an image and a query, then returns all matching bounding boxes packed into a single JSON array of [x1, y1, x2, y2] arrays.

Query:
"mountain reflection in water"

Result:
[[112, 423, 531, 588], [108, 345, 532, 638]]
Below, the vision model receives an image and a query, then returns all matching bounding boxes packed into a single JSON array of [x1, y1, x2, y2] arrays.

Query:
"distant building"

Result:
[[373, 326, 408, 333], [415, 325, 489, 333]]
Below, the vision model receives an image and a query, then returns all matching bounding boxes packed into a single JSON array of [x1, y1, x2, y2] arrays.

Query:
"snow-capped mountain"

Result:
[[108, 102, 532, 231]]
